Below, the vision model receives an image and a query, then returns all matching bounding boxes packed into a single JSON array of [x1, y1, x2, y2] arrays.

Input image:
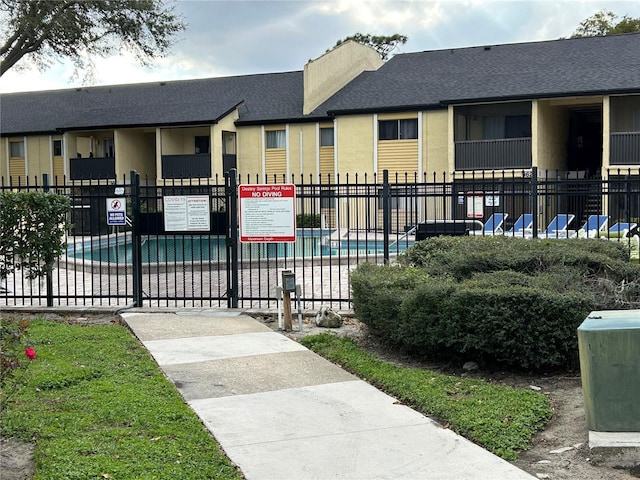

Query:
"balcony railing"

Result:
[[610, 132, 640, 165], [162, 153, 211, 179], [69, 156, 116, 180], [455, 138, 532, 170]]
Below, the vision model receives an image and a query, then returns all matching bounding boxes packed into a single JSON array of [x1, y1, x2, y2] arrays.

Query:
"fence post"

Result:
[[227, 169, 239, 308], [43, 174, 54, 307], [130, 170, 143, 307], [530, 166, 538, 237], [383, 169, 390, 263]]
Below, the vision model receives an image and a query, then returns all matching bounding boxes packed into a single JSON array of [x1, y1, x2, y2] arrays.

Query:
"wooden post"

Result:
[[283, 290, 293, 331]]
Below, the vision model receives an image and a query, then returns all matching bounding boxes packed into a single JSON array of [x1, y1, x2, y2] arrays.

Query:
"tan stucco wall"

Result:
[[115, 129, 156, 178], [535, 100, 569, 171], [335, 115, 374, 174], [25, 136, 50, 178], [287, 123, 318, 176], [160, 127, 210, 155], [423, 109, 449, 173], [237, 126, 263, 177], [211, 111, 238, 177], [0, 138, 6, 178], [303, 40, 383, 114]]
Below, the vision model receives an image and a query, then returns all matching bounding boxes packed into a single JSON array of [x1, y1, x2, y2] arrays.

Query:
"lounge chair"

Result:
[[601, 223, 640, 263], [469, 213, 508, 235], [501, 213, 533, 237], [572, 215, 609, 238], [532, 214, 575, 238], [606, 222, 638, 238]]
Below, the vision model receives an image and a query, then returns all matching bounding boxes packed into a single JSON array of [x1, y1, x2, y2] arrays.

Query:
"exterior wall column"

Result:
[[602, 96, 610, 173]]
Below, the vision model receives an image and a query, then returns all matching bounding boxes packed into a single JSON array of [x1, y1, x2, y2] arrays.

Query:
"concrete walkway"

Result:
[[121, 310, 535, 480]]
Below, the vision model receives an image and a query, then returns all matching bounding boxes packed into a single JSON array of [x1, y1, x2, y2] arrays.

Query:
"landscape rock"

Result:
[[462, 361, 479, 372], [314, 306, 343, 328]]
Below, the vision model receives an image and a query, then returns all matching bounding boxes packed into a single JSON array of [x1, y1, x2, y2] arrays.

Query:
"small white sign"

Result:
[[106, 197, 127, 226], [163, 195, 210, 232]]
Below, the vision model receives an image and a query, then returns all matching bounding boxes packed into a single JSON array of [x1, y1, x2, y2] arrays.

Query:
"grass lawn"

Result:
[[301, 333, 553, 461], [0, 319, 242, 480]]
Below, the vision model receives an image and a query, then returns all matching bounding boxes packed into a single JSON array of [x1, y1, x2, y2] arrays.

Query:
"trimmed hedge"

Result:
[[350, 237, 640, 369]]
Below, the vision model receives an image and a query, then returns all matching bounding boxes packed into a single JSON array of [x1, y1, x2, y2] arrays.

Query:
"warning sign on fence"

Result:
[[239, 184, 296, 243], [106, 197, 126, 226]]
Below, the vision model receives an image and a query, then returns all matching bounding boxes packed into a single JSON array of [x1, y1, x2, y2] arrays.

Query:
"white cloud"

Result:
[[1, 0, 638, 93]]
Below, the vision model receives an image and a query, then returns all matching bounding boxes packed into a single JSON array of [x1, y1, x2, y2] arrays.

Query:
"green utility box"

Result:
[[578, 310, 640, 432]]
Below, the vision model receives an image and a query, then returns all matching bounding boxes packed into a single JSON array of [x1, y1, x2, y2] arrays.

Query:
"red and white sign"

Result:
[[239, 184, 296, 243]]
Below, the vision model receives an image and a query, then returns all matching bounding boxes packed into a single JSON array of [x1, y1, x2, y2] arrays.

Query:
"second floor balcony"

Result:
[[455, 138, 532, 170], [161, 153, 211, 179], [70, 156, 116, 180], [610, 132, 640, 166]]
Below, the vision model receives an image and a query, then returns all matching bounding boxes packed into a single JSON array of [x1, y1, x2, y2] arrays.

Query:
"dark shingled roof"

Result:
[[2, 33, 639, 136], [1, 71, 314, 136], [314, 33, 640, 114]]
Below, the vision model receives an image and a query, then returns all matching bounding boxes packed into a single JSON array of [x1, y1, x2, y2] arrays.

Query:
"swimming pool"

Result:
[[66, 230, 414, 264], [67, 231, 331, 263]]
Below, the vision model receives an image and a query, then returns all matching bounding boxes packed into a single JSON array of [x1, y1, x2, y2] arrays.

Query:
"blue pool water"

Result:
[[67, 231, 413, 263]]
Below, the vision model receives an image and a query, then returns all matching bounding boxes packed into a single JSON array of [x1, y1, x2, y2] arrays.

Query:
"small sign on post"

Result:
[[281, 270, 296, 331]]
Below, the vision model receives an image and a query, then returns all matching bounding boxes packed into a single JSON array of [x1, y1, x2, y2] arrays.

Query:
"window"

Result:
[[320, 128, 334, 147], [195, 135, 210, 154], [53, 139, 63, 156], [266, 130, 286, 149], [483, 115, 531, 139], [634, 109, 640, 131], [378, 119, 418, 140], [10, 141, 24, 157]]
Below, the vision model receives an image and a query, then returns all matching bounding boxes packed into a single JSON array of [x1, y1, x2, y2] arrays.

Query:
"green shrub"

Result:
[[353, 236, 640, 370], [350, 263, 433, 340]]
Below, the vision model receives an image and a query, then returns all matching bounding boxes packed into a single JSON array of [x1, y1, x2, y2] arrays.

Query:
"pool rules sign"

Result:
[[239, 184, 296, 242]]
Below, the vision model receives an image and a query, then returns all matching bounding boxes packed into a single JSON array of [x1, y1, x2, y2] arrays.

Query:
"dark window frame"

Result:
[[320, 127, 334, 147], [378, 119, 418, 140]]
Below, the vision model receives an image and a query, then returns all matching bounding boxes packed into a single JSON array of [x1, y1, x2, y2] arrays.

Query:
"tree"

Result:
[[0, 0, 186, 77], [571, 9, 640, 37], [329, 33, 408, 60]]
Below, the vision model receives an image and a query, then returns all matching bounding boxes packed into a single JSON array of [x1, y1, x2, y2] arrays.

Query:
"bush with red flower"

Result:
[[1, 318, 37, 412]]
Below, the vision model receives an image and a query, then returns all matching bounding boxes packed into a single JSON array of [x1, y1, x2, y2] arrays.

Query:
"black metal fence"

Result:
[[1, 168, 639, 310]]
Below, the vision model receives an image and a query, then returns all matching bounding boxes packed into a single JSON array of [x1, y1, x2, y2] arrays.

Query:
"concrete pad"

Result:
[[224, 424, 534, 480], [142, 331, 307, 366], [190, 380, 433, 446], [589, 431, 640, 468], [162, 350, 356, 400], [121, 312, 271, 341], [191, 381, 534, 480]]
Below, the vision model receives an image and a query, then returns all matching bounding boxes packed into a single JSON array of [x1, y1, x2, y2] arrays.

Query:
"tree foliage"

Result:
[[571, 9, 640, 37], [329, 33, 408, 60], [0, 192, 71, 279], [0, 0, 186, 77]]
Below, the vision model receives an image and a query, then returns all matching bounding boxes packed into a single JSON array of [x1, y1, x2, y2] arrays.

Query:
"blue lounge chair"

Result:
[[607, 222, 638, 238], [502, 213, 533, 237], [470, 213, 508, 235], [535, 214, 575, 238]]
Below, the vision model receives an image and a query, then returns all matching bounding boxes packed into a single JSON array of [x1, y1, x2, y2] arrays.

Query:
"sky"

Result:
[[1, 0, 639, 94]]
